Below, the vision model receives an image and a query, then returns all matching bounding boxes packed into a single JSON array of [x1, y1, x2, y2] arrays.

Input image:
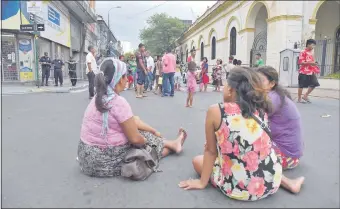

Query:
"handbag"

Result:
[[121, 145, 160, 181]]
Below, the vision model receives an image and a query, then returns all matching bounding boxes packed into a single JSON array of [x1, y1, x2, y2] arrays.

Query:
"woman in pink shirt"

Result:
[[78, 58, 188, 177]]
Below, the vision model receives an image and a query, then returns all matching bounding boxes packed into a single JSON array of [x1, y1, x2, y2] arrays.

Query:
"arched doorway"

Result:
[[246, 2, 268, 67], [314, 1, 340, 75]]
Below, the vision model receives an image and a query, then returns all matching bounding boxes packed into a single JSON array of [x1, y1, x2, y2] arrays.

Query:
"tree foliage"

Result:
[[139, 13, 186, 56], [124, 51, 134, 59]]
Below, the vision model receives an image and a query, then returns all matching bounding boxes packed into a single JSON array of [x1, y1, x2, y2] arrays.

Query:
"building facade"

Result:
[[176, 1, 340, 77], [96, 15, 120, 59], [1, 0, 99, 82]]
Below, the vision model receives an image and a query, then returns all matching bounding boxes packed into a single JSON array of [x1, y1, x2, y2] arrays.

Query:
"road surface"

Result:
[[2, 90, 339, 208]]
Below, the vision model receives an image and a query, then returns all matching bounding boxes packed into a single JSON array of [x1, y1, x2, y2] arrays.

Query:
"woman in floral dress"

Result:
[[179, 67, 304, 201]]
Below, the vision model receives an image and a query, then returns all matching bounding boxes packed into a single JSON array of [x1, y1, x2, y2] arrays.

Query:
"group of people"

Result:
[[76, 39, 324, 202], [118, 44, 179, 98]]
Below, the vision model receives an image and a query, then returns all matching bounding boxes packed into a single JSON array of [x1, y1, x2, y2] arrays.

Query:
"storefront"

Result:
[[1, 1, 36, 82]]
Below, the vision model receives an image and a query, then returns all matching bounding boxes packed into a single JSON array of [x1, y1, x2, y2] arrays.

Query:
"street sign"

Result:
[[20, 24, 34, 32], [37, 24, 45, 31]]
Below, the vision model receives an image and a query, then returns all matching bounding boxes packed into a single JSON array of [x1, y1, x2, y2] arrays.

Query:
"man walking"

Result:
[[297, 39, 320, 103], [162, 48, 176, 97], [254, 53, 264, 67], [145, 51, 155, 91], [52, 54, 64, 87], [39, 52, 51, 86], [86, 46, 98, 99], [135, 43, 148, 98]]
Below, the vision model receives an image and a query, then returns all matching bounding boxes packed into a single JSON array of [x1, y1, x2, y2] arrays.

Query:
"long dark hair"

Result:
[[227, 67, 272, 118], [256, 66, 292, 109], [94, 59, 115, 113]]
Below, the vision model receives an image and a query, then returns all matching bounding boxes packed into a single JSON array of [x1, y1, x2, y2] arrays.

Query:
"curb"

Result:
[[2, 84, 88, 95]]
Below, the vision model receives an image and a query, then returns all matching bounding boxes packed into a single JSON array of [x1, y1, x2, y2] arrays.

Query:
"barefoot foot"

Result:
[[289, 177, 305, 194]]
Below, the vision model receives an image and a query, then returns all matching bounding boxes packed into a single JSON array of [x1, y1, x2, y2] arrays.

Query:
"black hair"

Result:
[[306, 39, 316, 47], [233, 59, 238, 65], [227, 67, 272, 118], [190, 49, 196, 53], [229, 55, 234, 60], [256, 53, 261, 57], [166, 47, 172, 53], [237, 60, 242, 66], [217, 59, 222, 64], [94, 59, 115, 113], [203, 57, 208, 62], [88, 45, 94, 52], [256, 66, 292, 109], [138, 43, 145, 48]]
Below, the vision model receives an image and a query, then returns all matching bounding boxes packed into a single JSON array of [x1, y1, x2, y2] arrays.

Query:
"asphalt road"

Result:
[[2, 90, 339, 208]]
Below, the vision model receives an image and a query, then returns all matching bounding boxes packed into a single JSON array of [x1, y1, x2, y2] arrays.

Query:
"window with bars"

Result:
[[211, 37, 216, 60], [230, 27, 237, 56]]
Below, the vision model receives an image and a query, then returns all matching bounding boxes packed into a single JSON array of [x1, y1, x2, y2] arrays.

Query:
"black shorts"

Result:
[[298, 73, 320, 88]]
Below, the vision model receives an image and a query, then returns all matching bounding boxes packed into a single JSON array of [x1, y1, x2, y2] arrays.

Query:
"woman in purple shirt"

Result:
[[257, 66, 304, 170]]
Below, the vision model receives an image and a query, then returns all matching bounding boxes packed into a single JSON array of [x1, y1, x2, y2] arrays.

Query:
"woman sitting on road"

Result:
[[256, 66, 303, 170], [179, 67, 304, 201], [77, 58, 187, 177]]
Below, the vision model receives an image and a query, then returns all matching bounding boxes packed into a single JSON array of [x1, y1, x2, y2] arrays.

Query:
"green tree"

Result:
[[139, 13, 186, 56]]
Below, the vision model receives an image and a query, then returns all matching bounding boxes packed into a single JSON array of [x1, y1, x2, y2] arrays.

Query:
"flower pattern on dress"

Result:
[[211, 103, 282, 201]]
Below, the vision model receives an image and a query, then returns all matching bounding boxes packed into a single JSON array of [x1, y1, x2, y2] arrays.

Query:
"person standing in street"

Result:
[[135, 43, 148, 98], [66, 56, 77, 86], [127, 55, 137, 90], [162, 48, 176, 97], [145, 51, 155, 91], [223, 56, 234, 79], [187, 49, 196, 63], [86, 46, 98, 99], [153, 55, 162, 94], [297, 39, 320, 103], [52, 54, 64, 87], [199, 57, 209, 92], [39, 52, 51, 86], [254, 53, 265, 67]]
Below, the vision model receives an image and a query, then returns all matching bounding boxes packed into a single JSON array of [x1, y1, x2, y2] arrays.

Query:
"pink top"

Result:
[[80, 95, 133, 148], [162, 53, 176, 73]]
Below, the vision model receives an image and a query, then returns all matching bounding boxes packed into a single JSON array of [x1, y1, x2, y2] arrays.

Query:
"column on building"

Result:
[[307, 0, 340, 76]]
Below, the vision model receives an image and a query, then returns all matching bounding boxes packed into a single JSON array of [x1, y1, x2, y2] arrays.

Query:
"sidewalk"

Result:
[[286, 87, 340, 100], [2, 80, 89, 95]]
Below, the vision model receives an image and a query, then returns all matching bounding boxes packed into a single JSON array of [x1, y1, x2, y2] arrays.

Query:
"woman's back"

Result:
[[268, 91, 303, 158], [80, 95, 133, 148], [212, 102, 282, 201]]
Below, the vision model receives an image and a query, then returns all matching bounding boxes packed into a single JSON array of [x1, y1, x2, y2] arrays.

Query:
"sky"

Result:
[[95, 1, 216, 50]]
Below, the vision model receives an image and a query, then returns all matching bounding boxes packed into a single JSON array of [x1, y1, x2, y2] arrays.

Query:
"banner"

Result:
[[18, 39, 34, 81], [37, 2, 71, 48], [1, 0, 32, 29]]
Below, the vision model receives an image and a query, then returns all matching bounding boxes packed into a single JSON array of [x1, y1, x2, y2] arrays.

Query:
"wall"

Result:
[[36, 1, 71, 48], [1, 0, 32, 30]]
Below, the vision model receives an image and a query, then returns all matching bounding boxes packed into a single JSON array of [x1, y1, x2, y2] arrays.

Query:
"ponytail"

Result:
[[95, 73, 110, 113]]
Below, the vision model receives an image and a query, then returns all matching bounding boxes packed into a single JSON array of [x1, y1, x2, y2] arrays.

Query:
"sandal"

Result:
[[302, 97, 311, 103]]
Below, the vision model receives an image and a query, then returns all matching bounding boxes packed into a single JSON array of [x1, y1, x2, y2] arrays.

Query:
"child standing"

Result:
[[158, 74, 163, 95], [174, 62, 182, 91], [186, 61, 197, 107], [199, 57, 209, 92], [213, 59, 223, 92]]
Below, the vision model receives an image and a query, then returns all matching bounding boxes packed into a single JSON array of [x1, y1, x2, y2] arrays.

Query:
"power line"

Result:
[[125, 1, 168, 19]]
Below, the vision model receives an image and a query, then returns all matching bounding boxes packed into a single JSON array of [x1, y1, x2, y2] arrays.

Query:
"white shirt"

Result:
[[146, 56, 155, 72], [225, 63, 235, 72], [86, 52, 99, 74]]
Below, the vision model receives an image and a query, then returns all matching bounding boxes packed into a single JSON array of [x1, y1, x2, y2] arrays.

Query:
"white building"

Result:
[[176, 1, 340, 77], [121, 41, 133, 54]]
